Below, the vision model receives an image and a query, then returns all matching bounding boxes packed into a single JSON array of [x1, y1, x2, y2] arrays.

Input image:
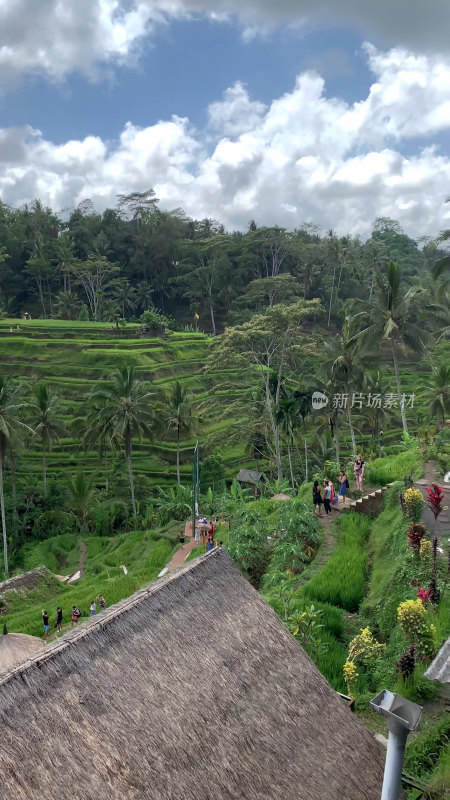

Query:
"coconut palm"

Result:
[[33, 383, 64, 494], [421, 363, 450, 429], [0, 378, 33, 575], [66, 469, 99, 534], [55, 290, 81, 320], [325, 318, 366, 458], [112, 278, 137, 319], [90, 366, 154, 518], [164, 382, 197, 484], [353, 261, 428, 433], [136, 280, 154, 312]]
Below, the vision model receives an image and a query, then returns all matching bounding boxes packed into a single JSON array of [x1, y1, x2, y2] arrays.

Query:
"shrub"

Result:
[[348, 627, 385, 664], [403, 488, 424, 522], [268, 501, 320, 574], [343, 660, 359, 695], [396, 646, 416, 681], [33, 510, 78, 540], [227, 511, 271, 588], [407, 523, 426, 552], [397, 599, 435, 658]]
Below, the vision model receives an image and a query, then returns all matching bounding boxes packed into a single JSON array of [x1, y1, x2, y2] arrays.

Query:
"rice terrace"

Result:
[[1, 2, 450, 799]]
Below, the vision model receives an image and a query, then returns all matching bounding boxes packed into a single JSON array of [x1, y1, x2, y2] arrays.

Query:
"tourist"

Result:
[[206, 536, 214, 552], [324, 476, 337, 509], [195, 526, 201, 544], [339, 471, 349, 505], [90, 600, 97, 616], [71, 606, 81, 627], [208, 521, 215, 537], [55, 606, 63, 632], [312, 480, 323, 516], [42, 609, 50, 639], [323, 481, 332, 515], [98, 594, 106, 611], [354, 454, 365, 491]]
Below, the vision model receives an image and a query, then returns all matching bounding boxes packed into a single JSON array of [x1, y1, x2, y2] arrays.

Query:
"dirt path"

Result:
[[167, 519, 201, 571]]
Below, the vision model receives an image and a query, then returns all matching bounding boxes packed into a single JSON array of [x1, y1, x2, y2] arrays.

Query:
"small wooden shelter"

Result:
[[236, 467, 263, 496]]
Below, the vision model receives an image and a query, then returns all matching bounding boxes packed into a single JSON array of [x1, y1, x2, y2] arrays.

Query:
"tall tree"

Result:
[[70, 256, 118, 320], [0, 378, 32, 576], [421, 363, 450, 429], [90, 367, 154, 518], [112, 278, 137, 319], [33, 383, 63, 495], [353, 261, 428, 433], [164, 382, 197, 485], [66, 469, 98, 534]]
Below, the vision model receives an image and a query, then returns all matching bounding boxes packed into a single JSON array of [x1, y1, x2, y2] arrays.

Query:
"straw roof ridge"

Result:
[[0, 548, 386, 799], [0, 550, 217, 706], [0, 565, 52, 598]]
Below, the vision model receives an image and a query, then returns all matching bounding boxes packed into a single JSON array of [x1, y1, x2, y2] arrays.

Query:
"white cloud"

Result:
[[1, 46, 450, 238], [1, 0, 450, 87]]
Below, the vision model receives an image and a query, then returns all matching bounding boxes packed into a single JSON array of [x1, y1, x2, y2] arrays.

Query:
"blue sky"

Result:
[[0, 1, 449, 237]]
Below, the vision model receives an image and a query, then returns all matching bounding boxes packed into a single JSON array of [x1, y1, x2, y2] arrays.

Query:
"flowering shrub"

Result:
[[396, 646, 416, 681], [407, 523, 426, 552], [343, 660, 358, 695], [417, 586, 431, 606], [397, 599, 435, 658], [403, 488, 424, 522], [425, 484, 445, 521], [348, 626, 385, 664], [419, 538, 432, 563]]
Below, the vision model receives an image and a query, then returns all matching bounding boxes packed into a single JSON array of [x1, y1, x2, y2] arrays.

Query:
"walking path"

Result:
[[414, 461, 450, 546], [167, 520, 199, 571]]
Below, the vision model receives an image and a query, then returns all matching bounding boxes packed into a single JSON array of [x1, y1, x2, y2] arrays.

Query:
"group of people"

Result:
[[312, 455, 365, 517], [194, 518, 216, 551], [42, 594, 107, 638]]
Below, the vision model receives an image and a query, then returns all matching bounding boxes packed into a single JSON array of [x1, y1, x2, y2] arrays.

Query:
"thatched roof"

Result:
[[424, 637, 450, 683], [270, 492, 292, 501], [0, 550, 385, 799], [0, 631, 43, 674], [236, 468, 262, 484]]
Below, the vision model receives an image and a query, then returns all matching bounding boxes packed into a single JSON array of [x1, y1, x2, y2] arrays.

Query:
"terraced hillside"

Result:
[[0, 319, 251, 487]]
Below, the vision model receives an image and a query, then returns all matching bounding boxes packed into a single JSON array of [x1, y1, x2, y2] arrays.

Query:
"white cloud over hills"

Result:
[[1, 44, 449, 237]]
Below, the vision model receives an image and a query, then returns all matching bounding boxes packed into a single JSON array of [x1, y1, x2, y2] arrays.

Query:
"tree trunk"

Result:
[[176, 425, 181, 485], [0, 462, 8, 577], [264, 371, 283, 481], [347, 406, 357, 459], [287, 443, 295, 491], [42, 446, 47, 495], [334, 418, 340, 465], [327, 265, 336, 328], [210, 303, 216, 336], [391, 340, 408, 432], [127, 451, 136, 519], [304, 435, 309, 483]]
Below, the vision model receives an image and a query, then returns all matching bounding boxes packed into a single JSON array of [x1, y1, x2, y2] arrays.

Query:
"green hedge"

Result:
[[301, 514, 370, 612]]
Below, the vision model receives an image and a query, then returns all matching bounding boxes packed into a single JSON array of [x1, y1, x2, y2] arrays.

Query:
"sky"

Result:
[[1, 0, 450, 238]]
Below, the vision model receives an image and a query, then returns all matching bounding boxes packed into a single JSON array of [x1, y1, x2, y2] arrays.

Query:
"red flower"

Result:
[[417, 586, 431, 606], [425, 484, 444, 520]]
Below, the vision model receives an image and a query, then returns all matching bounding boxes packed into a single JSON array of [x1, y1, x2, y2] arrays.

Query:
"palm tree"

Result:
[[275, 395, 297, 489], [66, 469, 98, 534], [353, 261, 428, 433], [101, 298, 121, 329], [421, 363, 450, 429], [0, 378, 33, 575], [164, 382, 197, 484], [326, 318, 366, 458], [33, 383, 64, 494], [136, 280, 154, 312], [90, 366, 154, 518], [112, 278, 137, 319], [55, 290, 81, 320]]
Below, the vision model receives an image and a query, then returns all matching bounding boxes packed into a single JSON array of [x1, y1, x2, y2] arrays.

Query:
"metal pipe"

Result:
[[381, 721, 409, 800]]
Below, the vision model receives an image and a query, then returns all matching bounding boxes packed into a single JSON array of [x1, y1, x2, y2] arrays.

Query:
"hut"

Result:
[[0, 627, 43, 675], [0, 549, 386, 799], [236, 467, 263, 496]]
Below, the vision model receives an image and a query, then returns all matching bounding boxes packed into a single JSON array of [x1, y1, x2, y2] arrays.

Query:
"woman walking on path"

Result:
[[312, 480, 323, 516], [55, 606, 63, 632], [90, 600, 97, 616], [339, 471, 349, 505], [354, 454, 365, 491], [323, 481, 332, 515], [71, 606, 81, 627], [97, 595, 106, 612]]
